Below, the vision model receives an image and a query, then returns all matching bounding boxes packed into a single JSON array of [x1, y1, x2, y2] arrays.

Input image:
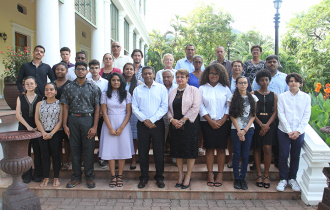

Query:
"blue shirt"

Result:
[[188, 73, 200, 88], [252, 70, 289, 96], [175, 57, 205, 73]]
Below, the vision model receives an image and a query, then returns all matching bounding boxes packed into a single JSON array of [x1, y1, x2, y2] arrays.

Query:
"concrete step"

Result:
[[0, 177, 300, 200]]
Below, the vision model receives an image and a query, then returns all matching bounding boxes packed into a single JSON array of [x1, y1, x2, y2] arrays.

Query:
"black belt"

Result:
[[70, 113, 93, 117]]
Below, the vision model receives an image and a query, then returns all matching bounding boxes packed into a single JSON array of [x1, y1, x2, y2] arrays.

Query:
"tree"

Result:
[[282, 0, 330, 91], [184, 3, 235, 65]]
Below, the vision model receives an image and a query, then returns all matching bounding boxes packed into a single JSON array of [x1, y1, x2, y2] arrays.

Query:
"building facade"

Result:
[[0, 0, 150, 96]]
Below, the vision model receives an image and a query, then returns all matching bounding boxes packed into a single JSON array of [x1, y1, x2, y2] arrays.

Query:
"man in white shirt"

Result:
[[175, 44, 205, 73], [88, 59, 109, 169], [67, 51, 91, 81], [132, 66, 168, 189], [112, 42, 133, 71]]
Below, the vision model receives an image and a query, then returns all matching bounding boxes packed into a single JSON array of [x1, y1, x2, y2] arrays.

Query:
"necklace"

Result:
[[178, 87, 185, 91]]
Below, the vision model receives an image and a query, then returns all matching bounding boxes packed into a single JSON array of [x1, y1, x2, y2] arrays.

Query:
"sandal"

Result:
[[256, 175, 263, 187], [40, 178, 49, 187], [214, 172, 223, 187], [263, 176, 270, 189], [207, 171, 214, 187], [116, 175, 123, 187], [53, 178, 61, 187], [109, 175, 116, 188]]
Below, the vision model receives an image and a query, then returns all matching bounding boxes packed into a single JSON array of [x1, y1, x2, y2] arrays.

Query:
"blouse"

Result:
[[39, 100, 61, 131]]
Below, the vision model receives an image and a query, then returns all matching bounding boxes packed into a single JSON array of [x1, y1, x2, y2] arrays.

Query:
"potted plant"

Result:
[[1, 47, 32, 109]]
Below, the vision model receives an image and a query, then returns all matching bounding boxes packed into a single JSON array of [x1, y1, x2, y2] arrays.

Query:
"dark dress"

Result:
[[19, 94, 43, 181], [252, 91, 276, 148], [169, 90, 199, 159], [54, 80, 71, 100]]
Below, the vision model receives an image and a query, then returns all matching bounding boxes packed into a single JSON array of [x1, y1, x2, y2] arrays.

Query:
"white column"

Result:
[[118, 11, 126, 55], [129, 25, 135, 53], [91, 0, 105, 62], [59, 0, 76, 63], [104, 0, 111, 53], [141, 40, 146, 65], [36, 0, 60, 66], [298, 125, 330, 205], [141, 0, 145, 22], [135, 0, 139, 11], [136, 34, 141, 50], [144, 44, 149, 66]]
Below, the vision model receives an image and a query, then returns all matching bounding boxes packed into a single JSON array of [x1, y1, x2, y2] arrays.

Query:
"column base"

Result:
[[2, 189, 41, 210]]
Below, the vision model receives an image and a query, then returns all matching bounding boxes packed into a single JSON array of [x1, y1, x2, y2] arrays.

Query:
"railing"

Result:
[[298, 124, 330, 205]]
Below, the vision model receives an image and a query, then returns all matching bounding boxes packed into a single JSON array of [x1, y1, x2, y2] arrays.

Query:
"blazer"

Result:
[[167, 84, 201, 123]]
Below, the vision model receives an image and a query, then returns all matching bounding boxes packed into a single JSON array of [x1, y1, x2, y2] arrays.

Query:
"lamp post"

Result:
[[227, 41, 231, 61], [273, 0, 282, 57]]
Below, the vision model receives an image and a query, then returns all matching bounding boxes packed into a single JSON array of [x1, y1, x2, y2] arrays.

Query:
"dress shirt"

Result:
[[52, 61, 75, 77], [155, 69, 177, 85], [60, 79, 101, 114], [199, 83, 232, 121], [277, 90, 311, 134], [135, 65, 144, 83], [113, 55, 133, 71], [252, 70, 289, 96], [210, 59, 232, 76], [132, 81, 168, 123], [16, 61, 55, 96], [175, 57, 205, 73], [230, 76, 252, 93], [66, 66, 92, 81], [164, 83, 178, 94], [88, 76, 109, 93]]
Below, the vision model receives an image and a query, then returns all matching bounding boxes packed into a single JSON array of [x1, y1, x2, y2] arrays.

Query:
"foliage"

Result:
[[1, 47, 32, 82], [309, 92, 330, 147], [231, 30, 274, 62], [281, 0, 330, 92]]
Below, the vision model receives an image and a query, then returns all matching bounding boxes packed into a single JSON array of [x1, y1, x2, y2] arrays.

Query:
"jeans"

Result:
[[277, 130, 304, 180], [231, 128, 254, 179]]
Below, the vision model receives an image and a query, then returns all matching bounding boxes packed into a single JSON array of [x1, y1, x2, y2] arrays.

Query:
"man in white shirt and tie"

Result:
[[132, 66, 168, 189]]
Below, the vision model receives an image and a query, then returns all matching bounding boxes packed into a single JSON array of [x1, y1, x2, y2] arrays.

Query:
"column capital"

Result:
[[119, 11, 126, 19], [129, 25, 135, 32]]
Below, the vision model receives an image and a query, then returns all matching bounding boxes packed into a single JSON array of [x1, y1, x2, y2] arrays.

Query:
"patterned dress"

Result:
[[243, 60, 266, 84]]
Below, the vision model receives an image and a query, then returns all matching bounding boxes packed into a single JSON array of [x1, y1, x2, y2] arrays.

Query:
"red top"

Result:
[[99, 67, 122, 77]]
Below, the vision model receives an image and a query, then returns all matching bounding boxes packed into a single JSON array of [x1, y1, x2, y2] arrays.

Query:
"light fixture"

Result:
[[227, 41, 231, 61], [0, 33, 7, 43], [273, 0, 282, 10]]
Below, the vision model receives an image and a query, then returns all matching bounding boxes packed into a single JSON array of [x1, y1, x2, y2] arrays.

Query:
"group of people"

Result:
[[15, 42, 311, 192]]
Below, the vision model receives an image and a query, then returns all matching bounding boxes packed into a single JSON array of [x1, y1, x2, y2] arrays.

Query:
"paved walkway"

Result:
[[17, 198, 318, 210]]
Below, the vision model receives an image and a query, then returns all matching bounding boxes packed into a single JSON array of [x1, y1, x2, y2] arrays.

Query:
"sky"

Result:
[[145, 0, 322, 39]]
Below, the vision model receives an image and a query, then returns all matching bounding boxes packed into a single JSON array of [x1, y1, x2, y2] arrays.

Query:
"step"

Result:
[[0, 177, 300, 200]]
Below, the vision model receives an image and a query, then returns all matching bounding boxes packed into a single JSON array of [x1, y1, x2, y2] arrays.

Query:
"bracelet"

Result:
[[260, 123, 263, 127], [244, 129, 248, 133], [49, 133, 53, 137]]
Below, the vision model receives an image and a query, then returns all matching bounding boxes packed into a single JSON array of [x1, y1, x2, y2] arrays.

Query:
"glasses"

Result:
[[75, 68, 87, 71], [237, 82, 248, 85], [76, 57, 85, 60], [209, 72, 219, 76]]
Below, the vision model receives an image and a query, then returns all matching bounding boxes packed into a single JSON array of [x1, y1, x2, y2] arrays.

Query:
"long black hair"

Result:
[[122, 63, 138, 95], [229, 76, 256, 118], [106, 72, 127, 104]]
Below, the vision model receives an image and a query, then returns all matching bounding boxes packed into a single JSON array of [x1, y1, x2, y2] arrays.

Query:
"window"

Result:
[[124, 20, 129, 54], [17, 4, 27, 14], [110, 2, 119, 41], [75, 0, 96, 26], [133, 32, 136, 49], [15, 33, 27, 51], [139, 39, 142, 50]]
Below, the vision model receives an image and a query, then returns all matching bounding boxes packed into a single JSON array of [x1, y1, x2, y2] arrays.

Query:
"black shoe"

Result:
[[130, 165, 136, 170], [66, 180, 82, 188], [23, 177, 31, 184], [250, 161, 256, 170], [234, 179, 241, 189], [181, 179, 191, 189], [156, 180, 165, 188], [138, 180, 148, 189], [175, 176, 185, 188], [86, 179, 96, 188], [241, 179, 248, 190], [99, 160, 107, 169], [33, 177, 43, 182]]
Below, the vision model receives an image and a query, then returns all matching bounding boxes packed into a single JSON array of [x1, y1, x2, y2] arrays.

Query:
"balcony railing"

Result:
[[75, 0, 96, 26]]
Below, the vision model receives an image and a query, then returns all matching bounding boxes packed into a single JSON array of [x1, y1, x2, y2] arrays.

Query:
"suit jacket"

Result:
[[167, 84, 201, 123]]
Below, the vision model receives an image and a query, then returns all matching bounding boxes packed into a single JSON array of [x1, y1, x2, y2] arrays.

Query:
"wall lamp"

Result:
[[0, 33, 7, 43]]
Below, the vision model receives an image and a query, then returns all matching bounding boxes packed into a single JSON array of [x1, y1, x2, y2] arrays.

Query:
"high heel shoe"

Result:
[[175, 175, 185, 188], [181, 178, 191, 189]]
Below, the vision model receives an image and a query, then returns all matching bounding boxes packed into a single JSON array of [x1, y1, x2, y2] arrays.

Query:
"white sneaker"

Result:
[[276, 180, 287, 191], [288, 179, 301, 191]]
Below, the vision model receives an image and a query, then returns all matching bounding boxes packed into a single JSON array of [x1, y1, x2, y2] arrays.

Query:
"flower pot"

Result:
[[3, 82, 20, 110], [0, 130, 42, 209]]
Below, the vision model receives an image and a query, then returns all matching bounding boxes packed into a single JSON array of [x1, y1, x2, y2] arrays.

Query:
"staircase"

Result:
[[0, 148, 301, 200]]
